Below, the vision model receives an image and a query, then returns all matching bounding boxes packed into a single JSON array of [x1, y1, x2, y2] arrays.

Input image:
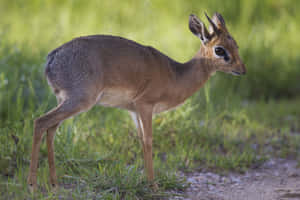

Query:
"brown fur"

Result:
[[28, 13, 246, 191]]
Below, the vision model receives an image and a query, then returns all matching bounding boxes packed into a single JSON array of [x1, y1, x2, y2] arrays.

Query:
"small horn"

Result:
[[205, 12, 219, 34]]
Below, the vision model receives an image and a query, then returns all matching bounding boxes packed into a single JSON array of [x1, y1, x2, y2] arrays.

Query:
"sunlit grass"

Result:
[[1, 89, 300, 198]]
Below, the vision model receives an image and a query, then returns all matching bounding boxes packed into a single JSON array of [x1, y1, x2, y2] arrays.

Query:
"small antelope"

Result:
[[28, 12, 246, 191]]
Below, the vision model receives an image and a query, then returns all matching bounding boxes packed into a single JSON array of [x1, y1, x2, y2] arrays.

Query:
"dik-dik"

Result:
[[28, 12, 246, 191]]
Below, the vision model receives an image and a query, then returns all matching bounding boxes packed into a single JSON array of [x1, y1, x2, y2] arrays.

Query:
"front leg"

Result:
[[135, 103, 157, 189]]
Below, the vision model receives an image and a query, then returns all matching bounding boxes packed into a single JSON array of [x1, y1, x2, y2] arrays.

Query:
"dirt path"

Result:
[[174, 159, 300, 200]]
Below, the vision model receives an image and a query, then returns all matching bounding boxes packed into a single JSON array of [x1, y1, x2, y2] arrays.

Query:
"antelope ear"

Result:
[[212, 12, 228, 32], [189, 14, 211, 45]]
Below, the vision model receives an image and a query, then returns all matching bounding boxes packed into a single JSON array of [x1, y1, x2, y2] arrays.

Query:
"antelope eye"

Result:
[[215, 47, 226, 56]]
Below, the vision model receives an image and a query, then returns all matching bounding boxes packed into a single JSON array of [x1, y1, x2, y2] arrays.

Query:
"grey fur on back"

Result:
[[44, 35, 174, 109]]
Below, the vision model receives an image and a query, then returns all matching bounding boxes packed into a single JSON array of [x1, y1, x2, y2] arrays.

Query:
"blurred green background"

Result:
[[1, 0, 300, 102], [1, 0, 300, 199]]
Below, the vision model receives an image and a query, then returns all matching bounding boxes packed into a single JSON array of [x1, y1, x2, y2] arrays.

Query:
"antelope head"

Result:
[[189, 12, 246, 76]]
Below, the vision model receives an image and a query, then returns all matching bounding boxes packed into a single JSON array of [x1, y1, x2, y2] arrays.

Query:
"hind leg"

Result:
[[46, 98, 62, 190], [46, 123, 59, 190], [27, 96, 94, 192]]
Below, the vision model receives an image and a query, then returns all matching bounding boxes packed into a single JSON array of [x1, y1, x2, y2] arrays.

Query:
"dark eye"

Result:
[[215, 47, 226, 56], [214, 46, 230, 62]]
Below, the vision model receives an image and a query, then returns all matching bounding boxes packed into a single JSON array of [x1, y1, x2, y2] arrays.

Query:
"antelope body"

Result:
[[28, 13, 246, 191]]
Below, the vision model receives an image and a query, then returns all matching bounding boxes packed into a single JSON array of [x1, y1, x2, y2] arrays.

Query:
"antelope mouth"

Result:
[[231, 71, 243, 76]]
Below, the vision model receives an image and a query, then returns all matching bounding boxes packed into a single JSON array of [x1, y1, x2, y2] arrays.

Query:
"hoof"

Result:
[[28, 183, 37, 193], [50, 183, 58, 192], [27, 175, 38, 193]]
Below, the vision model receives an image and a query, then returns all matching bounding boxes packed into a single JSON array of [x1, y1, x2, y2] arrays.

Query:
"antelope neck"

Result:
[[167, 54, 216, 100]]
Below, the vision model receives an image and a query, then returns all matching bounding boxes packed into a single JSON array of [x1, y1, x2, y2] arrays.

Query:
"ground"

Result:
[[174, 159, 300, 200]]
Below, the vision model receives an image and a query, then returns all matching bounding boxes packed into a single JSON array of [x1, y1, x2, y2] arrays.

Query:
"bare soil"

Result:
[[174, 159, 300, 200]]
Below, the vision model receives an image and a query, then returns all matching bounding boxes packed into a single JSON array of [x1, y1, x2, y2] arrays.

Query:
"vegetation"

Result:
[[0, 0, 299, 199]]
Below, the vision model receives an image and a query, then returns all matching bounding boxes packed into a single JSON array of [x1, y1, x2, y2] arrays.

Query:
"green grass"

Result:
[[1, 0, 300, 199], [1, 91, 300, 199]]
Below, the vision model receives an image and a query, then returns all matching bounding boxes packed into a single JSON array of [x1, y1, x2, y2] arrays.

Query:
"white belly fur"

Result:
[[97, 88, 185, 113], [98, 89, 135, 107], [153, 101, 184, 114]]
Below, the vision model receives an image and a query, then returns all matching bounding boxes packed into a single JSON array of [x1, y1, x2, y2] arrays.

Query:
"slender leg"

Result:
[[47, 123, 59, 189], [27, 121, 46, 192], [47, 98, 61, 189], [130, 112, 146, 156], [28, 98, 91, 192], [139, 113, 154, 181], [135, 104, 157, 189]]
